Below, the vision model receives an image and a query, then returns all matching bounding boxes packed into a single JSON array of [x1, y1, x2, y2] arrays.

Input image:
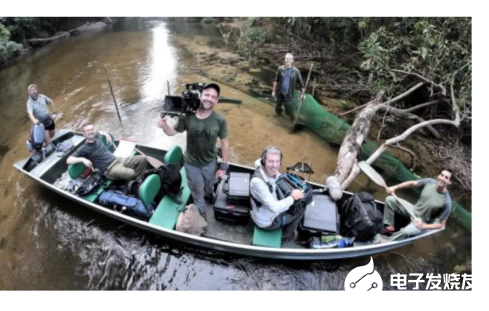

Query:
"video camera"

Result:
[[161, 83, 205, 117]]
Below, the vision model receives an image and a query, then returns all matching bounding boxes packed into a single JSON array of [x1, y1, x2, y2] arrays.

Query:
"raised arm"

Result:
[[157, 117, 179, 136]]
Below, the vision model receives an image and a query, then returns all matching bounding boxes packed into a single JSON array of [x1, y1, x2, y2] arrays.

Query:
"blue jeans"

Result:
[[184, 161, 218, 218]]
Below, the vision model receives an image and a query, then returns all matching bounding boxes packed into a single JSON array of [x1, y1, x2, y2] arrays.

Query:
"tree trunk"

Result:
[[333, 93, 383, 185]]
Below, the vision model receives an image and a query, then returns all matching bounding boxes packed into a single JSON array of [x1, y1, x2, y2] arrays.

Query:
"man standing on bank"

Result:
[[157, 83, 230, 219], [272, 53, 306, 120], [26, 84, 57, 144]]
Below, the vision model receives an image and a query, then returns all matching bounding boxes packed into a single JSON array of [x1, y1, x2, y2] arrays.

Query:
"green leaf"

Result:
[[421, 47, 428, 59]]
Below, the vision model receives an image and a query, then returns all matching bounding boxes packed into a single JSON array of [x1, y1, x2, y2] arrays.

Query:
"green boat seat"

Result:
[[68, 162, 88, 179], [149, 167, 191, 229], [252, 227, 282, 248], [139, 174, 161, 208], [164, 145, 183, 165], [100, 132, 116, 152]]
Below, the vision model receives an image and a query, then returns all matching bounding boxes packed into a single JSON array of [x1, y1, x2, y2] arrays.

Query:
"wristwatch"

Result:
[[219, 162, 229, 171]]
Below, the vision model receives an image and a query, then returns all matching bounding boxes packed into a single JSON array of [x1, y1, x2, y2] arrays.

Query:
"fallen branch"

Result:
[[341, 114, 460, 189], [27, 32, 70, 44]]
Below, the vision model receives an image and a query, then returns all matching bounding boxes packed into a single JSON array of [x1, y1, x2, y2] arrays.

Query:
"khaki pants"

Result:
[[375, 195, 424, 242], [105, 155, 147, 181]]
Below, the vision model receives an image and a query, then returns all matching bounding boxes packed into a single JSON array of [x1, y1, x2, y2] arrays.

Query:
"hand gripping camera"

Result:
[[161, 83, 205, 118]]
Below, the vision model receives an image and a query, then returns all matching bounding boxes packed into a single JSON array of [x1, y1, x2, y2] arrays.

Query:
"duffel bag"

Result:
[[99, 190, 152, 220]]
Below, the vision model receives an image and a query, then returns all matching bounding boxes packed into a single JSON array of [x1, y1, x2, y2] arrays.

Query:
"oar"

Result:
[[357, 161, 407, 209], [292, 63, 314, 130]]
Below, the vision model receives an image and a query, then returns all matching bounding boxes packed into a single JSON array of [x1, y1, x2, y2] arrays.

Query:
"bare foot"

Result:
[[379, 226, 395, 235]]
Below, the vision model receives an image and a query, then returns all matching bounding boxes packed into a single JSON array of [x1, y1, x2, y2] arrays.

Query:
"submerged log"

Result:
[[27, 32, 70, 46]]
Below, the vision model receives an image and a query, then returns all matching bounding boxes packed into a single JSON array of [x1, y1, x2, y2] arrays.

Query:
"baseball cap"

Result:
[[202, 83, 220, 96]]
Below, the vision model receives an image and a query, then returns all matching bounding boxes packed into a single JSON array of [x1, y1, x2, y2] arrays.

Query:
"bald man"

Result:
[[271, 53, 305, 120], [26, 84, 57, 144]]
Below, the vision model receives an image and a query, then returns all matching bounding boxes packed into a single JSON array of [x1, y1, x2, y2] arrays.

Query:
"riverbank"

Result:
[[0, 18, 118, 70], [171, 26, 472, 211]]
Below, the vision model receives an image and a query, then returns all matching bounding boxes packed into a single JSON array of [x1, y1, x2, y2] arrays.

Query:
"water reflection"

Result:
[[141, 24, 178, 102]]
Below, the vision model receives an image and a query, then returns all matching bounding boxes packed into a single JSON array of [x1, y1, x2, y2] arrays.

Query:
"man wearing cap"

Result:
[[157, 83, 229, 218], [272, 53, 305, 120], [26, 84, 57, 144]]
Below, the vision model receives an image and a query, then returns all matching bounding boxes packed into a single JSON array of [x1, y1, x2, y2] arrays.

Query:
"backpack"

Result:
[[99, 190, 152, 220], [340, 191, 384, 242], [276, 173, 313, 215], [148, 164, 182, 203], [75, 170, 105, 196]]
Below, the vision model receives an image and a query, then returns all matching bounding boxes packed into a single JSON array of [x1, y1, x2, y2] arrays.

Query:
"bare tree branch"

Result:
[[340, 102, 370, 116], [387, 143, 418, 171], [340, 82, 424, 116], [377, 104, 390, 142], [387, 82, 425, 104], [389, 69, 446, 96], [398, 100, 441, 114], [378, 103, 442, 139]]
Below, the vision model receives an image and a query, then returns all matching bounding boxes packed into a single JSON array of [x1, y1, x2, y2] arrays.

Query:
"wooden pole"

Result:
[[311, 78, 318, 97], [104, 65, 123, 126], [292, 63, 314, 130]]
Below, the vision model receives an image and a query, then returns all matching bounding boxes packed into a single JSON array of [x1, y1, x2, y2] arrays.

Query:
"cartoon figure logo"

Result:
[[344, 257, 383, 291]]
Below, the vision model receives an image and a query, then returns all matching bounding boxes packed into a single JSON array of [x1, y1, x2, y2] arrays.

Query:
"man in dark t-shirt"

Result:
[[67, 123, 147, 181], [157, 83, 229, 218]]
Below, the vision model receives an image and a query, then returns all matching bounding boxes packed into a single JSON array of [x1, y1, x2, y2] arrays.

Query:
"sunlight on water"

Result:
[[141, 25, 178, 103]]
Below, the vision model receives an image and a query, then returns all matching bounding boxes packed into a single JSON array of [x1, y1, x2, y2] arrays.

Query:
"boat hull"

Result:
[[13, 131, 442, 260]]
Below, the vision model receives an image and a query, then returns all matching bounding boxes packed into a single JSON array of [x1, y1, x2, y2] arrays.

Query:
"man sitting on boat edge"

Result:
[[375, 168, 453, 243], [249, 146, 305, 242], [67, 123, 148, 182]]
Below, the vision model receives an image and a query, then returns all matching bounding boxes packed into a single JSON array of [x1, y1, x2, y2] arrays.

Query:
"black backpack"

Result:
[[154, 164, 182, 202], [340, 191, 383, 242]]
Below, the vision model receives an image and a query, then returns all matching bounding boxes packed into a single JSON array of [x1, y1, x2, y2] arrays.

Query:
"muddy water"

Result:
[[0, 19, 471, 290]]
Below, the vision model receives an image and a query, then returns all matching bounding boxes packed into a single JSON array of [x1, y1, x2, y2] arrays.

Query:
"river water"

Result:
[[0, 18, 471, 290]]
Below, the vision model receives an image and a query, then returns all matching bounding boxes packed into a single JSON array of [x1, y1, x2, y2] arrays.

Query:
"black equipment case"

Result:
[[300, 194, 339, 235], [213, 173, 251, 222]]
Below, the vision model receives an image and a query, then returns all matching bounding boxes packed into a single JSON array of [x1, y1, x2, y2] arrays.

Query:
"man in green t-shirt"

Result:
[[157, 83, 230, 218], [376, 169, 453, 242]]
